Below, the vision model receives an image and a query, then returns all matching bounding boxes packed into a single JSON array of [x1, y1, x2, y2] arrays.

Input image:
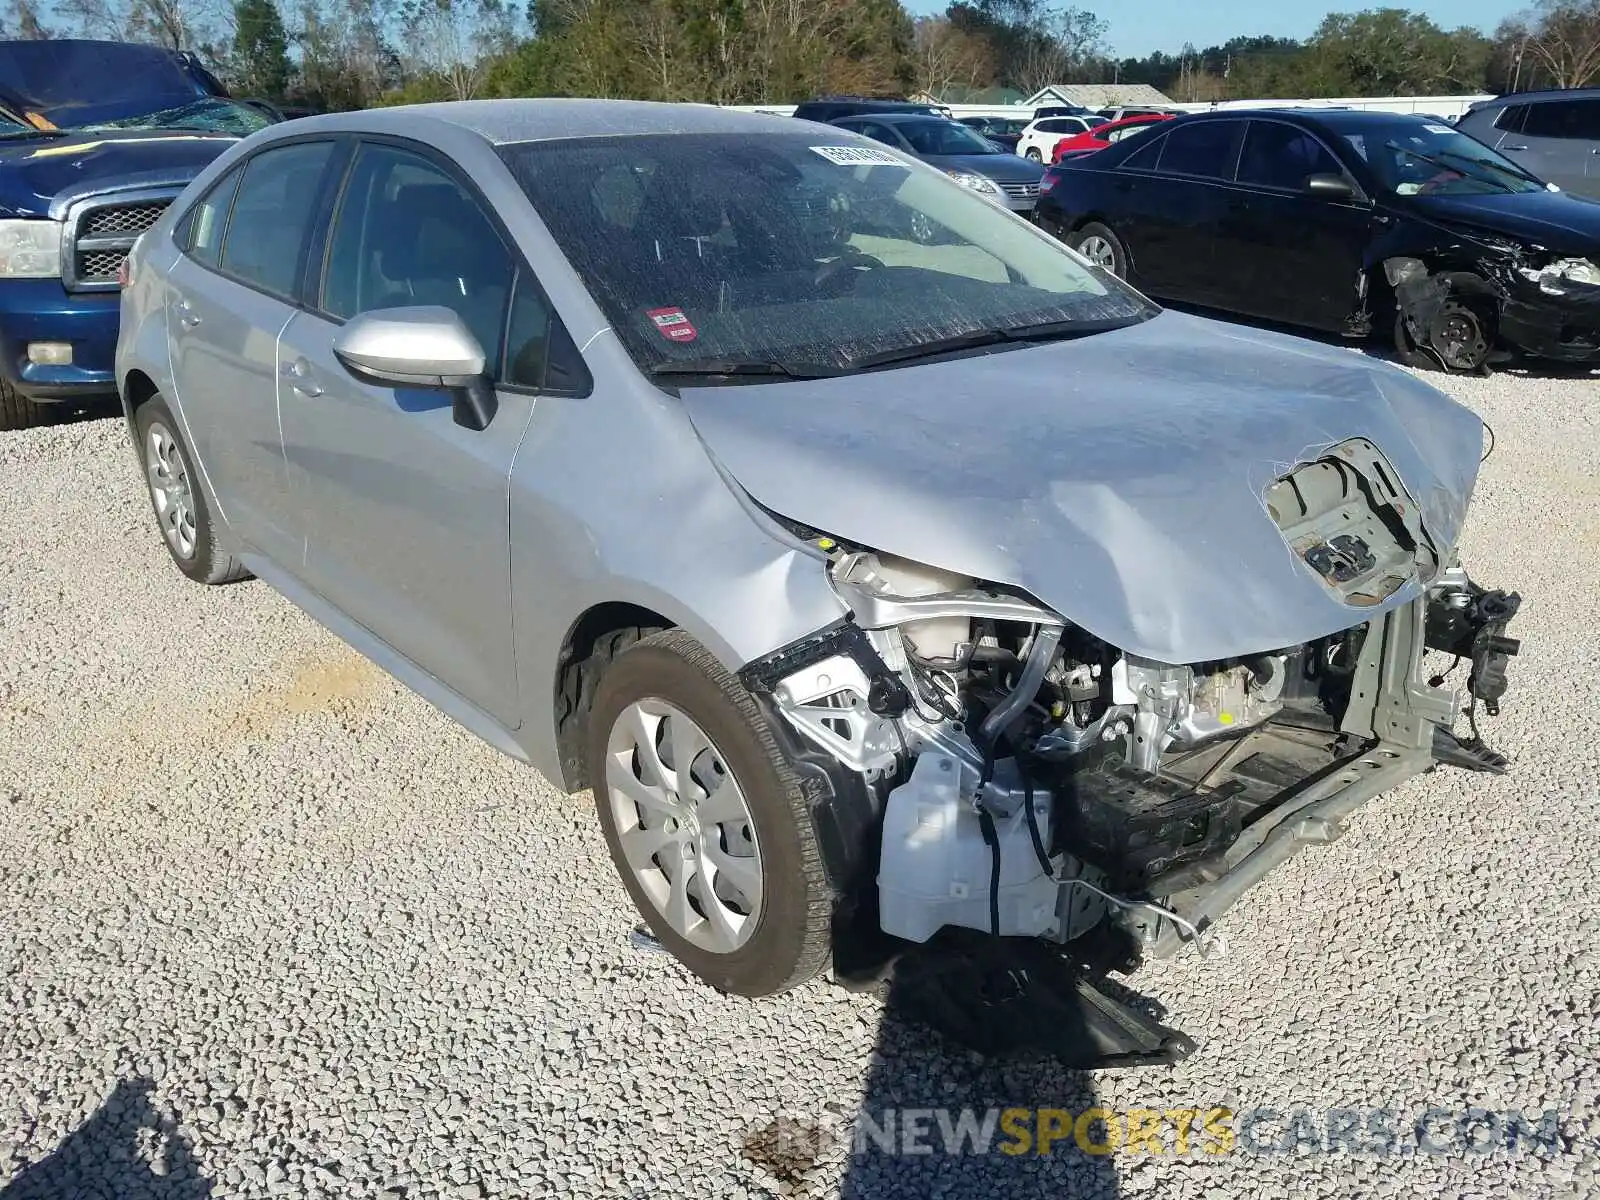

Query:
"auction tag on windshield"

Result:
[[1423, 123, 1454, 134], [809, 145, 906, 168], [647, 306, 698, 343]]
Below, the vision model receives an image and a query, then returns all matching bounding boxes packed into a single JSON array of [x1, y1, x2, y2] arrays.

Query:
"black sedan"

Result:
[[1034, 108, 1600, 372]]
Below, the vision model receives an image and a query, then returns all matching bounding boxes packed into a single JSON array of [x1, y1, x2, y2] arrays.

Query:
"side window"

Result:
[[182, 166, 241, 269], [1521, 99, 1600, 139], [218, 141, 333, 299], [1237, 122, 1344, 190], [1494, 104, 1527, 133], [322, 143, 514, 376], [855, 121, 898, 146], [503, 270, 552, 388], [1157, 121, 1242, 180], [1119, 132, 1167, 170]]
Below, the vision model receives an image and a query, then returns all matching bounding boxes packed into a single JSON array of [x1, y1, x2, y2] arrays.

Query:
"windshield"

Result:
[[897, 119, 1002, 156], [1341, 120, 1544, 196], [499, 132, 1153, 379], [81, 98, 272, 137]]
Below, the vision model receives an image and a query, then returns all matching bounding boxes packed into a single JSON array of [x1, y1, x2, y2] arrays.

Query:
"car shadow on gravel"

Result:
[[789, 925, 1203, 1199], [1, 1078, 211, 1200]]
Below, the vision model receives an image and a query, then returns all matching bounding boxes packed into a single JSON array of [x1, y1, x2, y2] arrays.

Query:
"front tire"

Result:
[[0, 379, 47, 432], [587, 629, 833, 997], [133, 396, 250, 585]]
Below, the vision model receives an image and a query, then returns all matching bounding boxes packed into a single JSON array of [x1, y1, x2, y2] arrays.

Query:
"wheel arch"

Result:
[[549, 600, 677, 794]]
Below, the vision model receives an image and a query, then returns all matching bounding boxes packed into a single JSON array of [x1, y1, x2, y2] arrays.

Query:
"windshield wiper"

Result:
[[1432, 148, 1542, 188], [843, 318, 1132, 371], [648, 358, 840, 381]]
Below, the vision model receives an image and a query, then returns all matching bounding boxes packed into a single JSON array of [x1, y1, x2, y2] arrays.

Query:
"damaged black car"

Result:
[[1034, 108, 1600, 373]]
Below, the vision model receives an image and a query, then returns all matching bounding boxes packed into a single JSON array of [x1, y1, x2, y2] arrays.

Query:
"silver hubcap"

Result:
[[605, 700, 763, 954], [145, 422, 197, 560], [1078, 235, 1117, 272]]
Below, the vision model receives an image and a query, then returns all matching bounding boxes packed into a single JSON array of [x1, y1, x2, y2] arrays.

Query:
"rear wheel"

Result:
[[1070, 221, 1128, 278], [0, 379, 47, 432], [1025, 147, 1043, 163], [134, 396, 250, 585], [587, 629, 833, 997]]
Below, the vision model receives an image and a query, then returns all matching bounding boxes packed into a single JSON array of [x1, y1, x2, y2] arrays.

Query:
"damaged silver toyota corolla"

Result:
[[117, 101, 1523, 1045]]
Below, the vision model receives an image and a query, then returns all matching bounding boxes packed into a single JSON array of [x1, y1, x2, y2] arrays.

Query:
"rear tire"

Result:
[[587, 629, 833, 997], [1069, 221, 1128, 278], [1025, 148, 1043, 163], [0, 379, 47, 432], [133, 395, 250, 585]]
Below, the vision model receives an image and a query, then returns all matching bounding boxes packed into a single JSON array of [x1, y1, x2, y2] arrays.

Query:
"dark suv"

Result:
[[1457, 89, 1600, 200], [792, 98, 948, 124], [0, 39, 273, 430]]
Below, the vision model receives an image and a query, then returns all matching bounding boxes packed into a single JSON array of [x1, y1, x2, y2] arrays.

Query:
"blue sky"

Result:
[[908, 0, 1516, 58]]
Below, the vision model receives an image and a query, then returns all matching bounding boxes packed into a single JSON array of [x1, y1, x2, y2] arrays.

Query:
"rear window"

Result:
[[1522, 98, 1600, 140], [1156, 121, 1241, 179], [498, 132, 1153, 377]]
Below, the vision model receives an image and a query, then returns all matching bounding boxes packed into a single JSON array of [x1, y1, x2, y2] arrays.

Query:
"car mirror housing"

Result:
[[1304, 172, 1355, 200], [332, 306, 498, 431]]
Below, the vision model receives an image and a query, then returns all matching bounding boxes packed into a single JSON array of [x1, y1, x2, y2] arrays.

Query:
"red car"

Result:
[[1052, 113, 1173, 163]]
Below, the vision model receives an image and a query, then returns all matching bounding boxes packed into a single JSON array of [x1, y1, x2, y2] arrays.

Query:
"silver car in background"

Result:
[[116, 101, 1523, 1029]]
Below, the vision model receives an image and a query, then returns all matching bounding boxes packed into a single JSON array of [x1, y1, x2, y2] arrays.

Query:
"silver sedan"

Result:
[[115, 100, 1523, 1020]]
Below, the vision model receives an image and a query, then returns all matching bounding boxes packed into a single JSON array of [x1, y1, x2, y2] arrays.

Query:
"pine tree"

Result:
[[232, 0, 292, 100]]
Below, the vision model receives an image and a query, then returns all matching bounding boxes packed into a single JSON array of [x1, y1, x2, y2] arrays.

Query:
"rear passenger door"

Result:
[[276, 139, 578, 726], [166, 138, 338, 566], [1114, 119, 1244, 303]]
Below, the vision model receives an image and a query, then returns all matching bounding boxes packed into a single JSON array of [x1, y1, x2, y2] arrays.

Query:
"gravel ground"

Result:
[[1, 364, 1597, 1200]]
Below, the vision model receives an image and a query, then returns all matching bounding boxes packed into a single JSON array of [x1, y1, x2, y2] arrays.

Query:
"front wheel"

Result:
[[0, 379, 47, 432], [1391, 271, 1496, 375], [586, 629, 833, 997]]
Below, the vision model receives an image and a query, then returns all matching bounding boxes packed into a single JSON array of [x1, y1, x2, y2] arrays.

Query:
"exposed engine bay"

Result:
[[742, 537, 1522, 981]]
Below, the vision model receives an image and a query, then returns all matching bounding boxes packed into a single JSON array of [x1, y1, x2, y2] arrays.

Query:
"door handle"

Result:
[[174, 300, 201, 329], [279, 357, 323, 398], [1501, 144, 1529, 152]]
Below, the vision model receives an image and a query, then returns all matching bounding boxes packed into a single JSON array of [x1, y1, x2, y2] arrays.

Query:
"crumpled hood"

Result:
[[0, 39, 220, 127], [681, 310, 1486, 664], [0, 130, 236, 217], [1407, 190, 1600, 257]]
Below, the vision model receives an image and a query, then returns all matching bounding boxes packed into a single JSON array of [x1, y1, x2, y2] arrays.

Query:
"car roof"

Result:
[[1171, 107, 1449, 132], [270, 98, 803, 147], [1471, 87, 1600, 107], [835, 111, 956, 124]]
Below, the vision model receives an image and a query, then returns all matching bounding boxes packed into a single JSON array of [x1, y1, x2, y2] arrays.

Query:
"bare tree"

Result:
[[5, 0, 53, 37], [913, 16, 994, 98], [400, 0, 514, 100], [1519, 0, 1600, 87]]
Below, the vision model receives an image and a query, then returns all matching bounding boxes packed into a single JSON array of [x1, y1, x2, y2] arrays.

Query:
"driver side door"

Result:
[[1215, 120, 1375, 330], [276, 139, 548, 727]]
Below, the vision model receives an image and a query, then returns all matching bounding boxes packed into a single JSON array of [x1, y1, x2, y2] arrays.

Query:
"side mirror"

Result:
[[332, 306, 498, 431], [1303, 172, 1355, 200]]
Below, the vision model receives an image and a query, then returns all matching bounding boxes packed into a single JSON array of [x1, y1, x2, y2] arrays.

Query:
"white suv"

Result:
[[1016, 116, 1106, 161]]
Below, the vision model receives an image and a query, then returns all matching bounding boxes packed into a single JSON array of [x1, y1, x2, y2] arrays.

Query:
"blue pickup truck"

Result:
[[0, 39, 275, 429]]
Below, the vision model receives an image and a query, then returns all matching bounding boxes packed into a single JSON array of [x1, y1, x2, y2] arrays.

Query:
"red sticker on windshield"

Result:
[[647, 306, 698, 343]]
